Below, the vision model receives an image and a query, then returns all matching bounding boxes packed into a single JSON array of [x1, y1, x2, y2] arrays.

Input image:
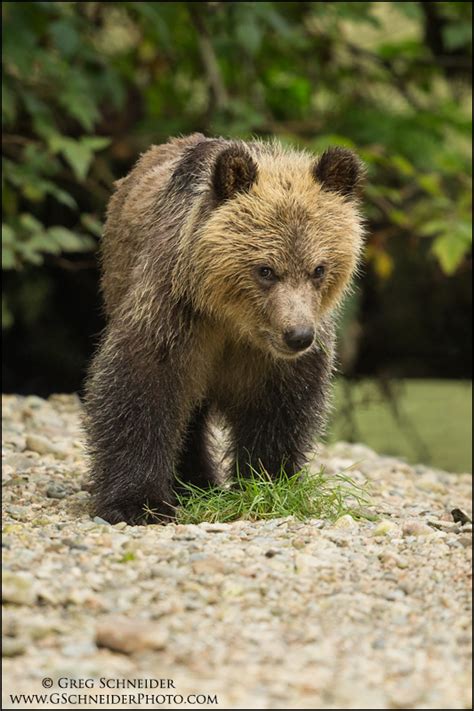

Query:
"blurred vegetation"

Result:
[[330, 378, 472, 472], [2, 2, 472, 394]]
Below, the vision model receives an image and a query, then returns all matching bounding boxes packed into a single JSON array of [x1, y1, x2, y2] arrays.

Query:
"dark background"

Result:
[[2, 2, 472, 470]]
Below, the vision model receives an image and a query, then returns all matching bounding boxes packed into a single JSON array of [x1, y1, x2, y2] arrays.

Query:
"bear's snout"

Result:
[[283, 326, 315, 352]]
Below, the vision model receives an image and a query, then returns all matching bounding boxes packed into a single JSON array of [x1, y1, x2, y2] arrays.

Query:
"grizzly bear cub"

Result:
[[84, 134, 365, 524]]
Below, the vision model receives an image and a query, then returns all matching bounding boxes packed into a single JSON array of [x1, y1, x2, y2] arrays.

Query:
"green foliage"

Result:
[[2, 1, 472, 328], [163, 467, 372, 525], [2, 216, 95, 270]]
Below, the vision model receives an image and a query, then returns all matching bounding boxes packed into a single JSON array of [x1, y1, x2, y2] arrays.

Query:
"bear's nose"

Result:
[[283, 326, 315, 352]]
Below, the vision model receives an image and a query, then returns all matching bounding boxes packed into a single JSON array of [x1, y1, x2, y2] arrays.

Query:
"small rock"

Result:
[[173, 524, 205, 540], [427, 519, 461, 534], [2, 572, 37, 606], [93, 516, 111, 526], [378, 552, 409, 569], [202, 523, 229, 533], [61, 538, 88, 550], [36, 585, 63, 606], [191, 555, 227, 575], [66, 589, 103, 609], [373, 520, 400, 537], [2, 453, 35, 473], [385, 588, 406, 602], [96, 616, 168, 654], [46, 483, 68, 499], [416, 475, 446, 494], [458, 535, 473, 548], [2, 465, 14, 484], [291, 537, 306, 549], [2, 432, 26, 452], [25, 434, 68, 459], [265, 549, 279, 558], [24, 395, 45, 409], [2, 637, 27, 657], [402, 520, 433, 537], [451, 508, 472, 525], [61, 641, 98, 658], [5, 505, 29, 521], [334, 514, 358, 529]]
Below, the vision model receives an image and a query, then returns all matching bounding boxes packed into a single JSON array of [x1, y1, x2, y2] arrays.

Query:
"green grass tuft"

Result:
[[171, 466, 372, 525]]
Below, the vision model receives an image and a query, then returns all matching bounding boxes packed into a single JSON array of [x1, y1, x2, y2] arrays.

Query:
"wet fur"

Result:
[[84, 134, 364, 524]]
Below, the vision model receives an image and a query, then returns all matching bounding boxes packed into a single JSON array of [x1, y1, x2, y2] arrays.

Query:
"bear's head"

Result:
[[182, 140, 365, 359]]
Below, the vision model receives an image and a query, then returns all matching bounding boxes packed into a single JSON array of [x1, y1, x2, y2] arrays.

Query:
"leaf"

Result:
[[443, 22, 472, 51], [388, 209, 411, 228], [49, 19, 80, 57], [48, 135, 92, 181], [48, 227, 96, 252], [419, 219, 450, 238], [15, 242, 44, 266], [46, 186, 77, 210], [80, 214, 103, 237], [2, 244, 16, 270], [58, 70, 100, 131], [390, 155, 416, 177], [432, 230, 472, 275], [19, 90, 57, 139], [26, 233, 62, 255], [417, 174, 442, 197], [63, 141, 93, 181], [2, 223, 15, 246], [365, 245, 394, 279], [236, 18, 262, 55], [81, 136, 111, 152], [19, 213, 43, 234], [48, 135, 110, 181]]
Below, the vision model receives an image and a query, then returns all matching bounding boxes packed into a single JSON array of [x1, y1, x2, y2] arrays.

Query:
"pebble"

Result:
[[264, 549, 279, 558], [203, 523, 229, 533], [291, 537, 307, 549], [2, 637, 27, 657], [2, 572, 37, 605], [373, 519, 400, 537], [334, 514, 358, 529], [25, 434, 69, 459], [378, 552, 409, 569], [191, 555, 228, 575], [402, 520, 434, 537], [96, 616, 168, 654], [46, 483, 69, 499], [2, 453, 35, 472], [427, 518, 461, 532]]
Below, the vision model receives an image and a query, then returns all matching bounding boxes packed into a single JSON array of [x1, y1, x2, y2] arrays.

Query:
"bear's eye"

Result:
[[257, 266, 276, 281], [313, 265, 325, 279]]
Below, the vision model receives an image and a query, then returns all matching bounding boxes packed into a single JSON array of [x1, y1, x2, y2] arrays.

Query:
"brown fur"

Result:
[[84, 135, 365, 524]]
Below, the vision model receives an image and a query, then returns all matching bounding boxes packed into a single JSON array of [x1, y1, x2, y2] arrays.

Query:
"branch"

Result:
[[187, 4, 229, 111]]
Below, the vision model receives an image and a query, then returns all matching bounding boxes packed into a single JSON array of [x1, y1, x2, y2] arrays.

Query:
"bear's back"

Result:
[[100, 133, 206, 318]]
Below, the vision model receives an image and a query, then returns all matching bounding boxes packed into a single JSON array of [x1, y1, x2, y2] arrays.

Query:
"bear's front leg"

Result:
[[229, 404, 311, 480], [84, 328, 191, 525], [227, 356, 332, 481]]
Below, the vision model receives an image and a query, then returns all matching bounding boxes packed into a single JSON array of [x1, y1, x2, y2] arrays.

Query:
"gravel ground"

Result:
[[2, 394, 472, 710]]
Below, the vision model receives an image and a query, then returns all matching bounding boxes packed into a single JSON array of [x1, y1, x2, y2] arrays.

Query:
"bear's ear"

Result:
[[212, 145, 258, 202], [313, 147, 365, 199]]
